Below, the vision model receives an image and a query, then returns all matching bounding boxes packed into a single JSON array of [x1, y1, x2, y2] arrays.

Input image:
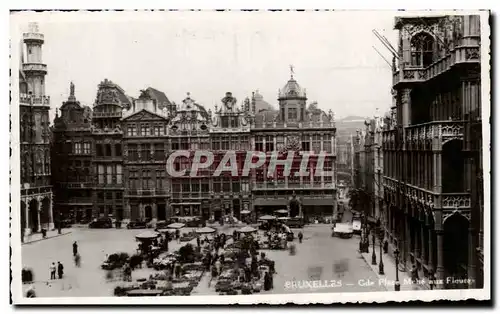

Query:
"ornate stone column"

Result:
[[435, 229, 445, 289], [48, 193, 54, 230], [36, 197, 42, 232], [152, 203, 158, 221], [428, 223, 434, 273], [421, 219, 427, 266], [468, 224, 477, 288], [24, 197, 31, 235]]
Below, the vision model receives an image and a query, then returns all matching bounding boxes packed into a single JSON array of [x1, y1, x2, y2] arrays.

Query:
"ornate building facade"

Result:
[[382, 15, 483, 288], [122, 90, 170, 222], [19, 23, 54, 239], [52, 83, 94, 223], [91, 79, 131, 220], [53, 73, 337, 223], [250, 75, 337, 220]]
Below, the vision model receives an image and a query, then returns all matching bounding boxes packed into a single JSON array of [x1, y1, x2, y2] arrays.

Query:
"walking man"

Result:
[[57, 261, 64, 279], [298, 231, 303, 243], [73, 241, 78, 257], [50, 262, 56, 280]]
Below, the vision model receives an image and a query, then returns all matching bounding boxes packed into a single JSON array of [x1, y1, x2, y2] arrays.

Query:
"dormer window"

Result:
[[410, 32, 435, 67], [288, 108, 298, 120]]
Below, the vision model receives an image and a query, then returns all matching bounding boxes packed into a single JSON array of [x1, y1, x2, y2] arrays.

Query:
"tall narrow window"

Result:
[[116, 165, 122, 184], [410, 33, 435, 67]]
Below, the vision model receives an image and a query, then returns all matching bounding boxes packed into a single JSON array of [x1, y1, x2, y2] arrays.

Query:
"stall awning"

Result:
[[301, 198, 334, 206], [253, 198, 287, 206]]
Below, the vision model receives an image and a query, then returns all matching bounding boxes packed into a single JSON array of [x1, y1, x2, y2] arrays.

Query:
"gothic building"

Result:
[[52, 83, 93, 223], [382, 15, 483, 289], [19, 23, 54, 239]]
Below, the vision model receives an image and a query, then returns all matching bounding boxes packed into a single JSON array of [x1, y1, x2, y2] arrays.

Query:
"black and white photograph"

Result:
[[8, 9, 490, 304]]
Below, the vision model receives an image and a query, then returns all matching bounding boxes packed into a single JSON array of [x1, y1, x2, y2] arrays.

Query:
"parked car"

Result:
[[89, 217, 113, 229], [286, 217, 305, 228], [127, 220, 148, 229], [60, 219, 73, 228], [332, 223, 353, 239]]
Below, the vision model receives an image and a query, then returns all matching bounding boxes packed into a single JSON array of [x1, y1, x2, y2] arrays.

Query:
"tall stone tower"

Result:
[[19, 22, 54, 240]]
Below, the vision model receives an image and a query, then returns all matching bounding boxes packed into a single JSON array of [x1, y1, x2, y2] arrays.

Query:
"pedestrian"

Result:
[[174, 264, 182, 278], [411, 264, 419, 283], [74, 253, 81, 267], [215, 258, 222, 274], [57, 262, 64, 279], [72, 241, 78, 257], [263, 271, 272, 291], [50, 262, 56, 280], [25, 285, 36, 298], [428, 268, 436, 290], [298, 231, 303, 243], [175, 229, 180, 243], [196, 236, 201, 248]]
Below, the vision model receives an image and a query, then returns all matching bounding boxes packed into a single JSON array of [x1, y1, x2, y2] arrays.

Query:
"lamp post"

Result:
[[394, 247, 401, 291], [371, 230, 377, 265], [378, 224, 385, 275]]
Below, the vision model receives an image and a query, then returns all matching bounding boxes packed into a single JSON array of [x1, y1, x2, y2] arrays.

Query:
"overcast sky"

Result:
[[12, 11, 399, 121]]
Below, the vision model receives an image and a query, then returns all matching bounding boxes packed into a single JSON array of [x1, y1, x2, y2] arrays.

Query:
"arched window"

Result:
[[410, 32, 435, 67]]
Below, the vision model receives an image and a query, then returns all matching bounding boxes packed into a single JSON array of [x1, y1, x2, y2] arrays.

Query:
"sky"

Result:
[[11, 11, 399, 122]]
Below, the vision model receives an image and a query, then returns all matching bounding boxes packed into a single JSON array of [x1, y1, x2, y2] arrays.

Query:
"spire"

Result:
[[68, 81, 76, 102], [290, 64, 295, 79]]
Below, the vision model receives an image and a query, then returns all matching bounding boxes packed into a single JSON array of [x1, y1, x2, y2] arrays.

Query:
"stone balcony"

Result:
[[253, 121, 335, 130], [65, 182, 93, 189], [23, 32, 44, 42], [19, 93, 50, 106], [22, 63, 47, 74], [405, 120, 464, 147], [393, 39, 480, 88], [92, 111, 122, 118], [441, 193, 471, 209]]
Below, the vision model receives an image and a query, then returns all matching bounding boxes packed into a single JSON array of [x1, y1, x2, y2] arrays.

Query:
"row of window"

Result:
[[127, 124, 166, 137], [254, 134, 333, 153], [97, 164, 123, 184], [73, 142, 92, 155], [128, 170, 166, 190], [96, 143, 122, 157], [128, 144, 164, 161], [211, 136, 250, 151]]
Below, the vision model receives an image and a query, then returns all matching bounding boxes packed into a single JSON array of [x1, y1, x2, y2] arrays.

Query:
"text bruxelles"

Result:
[[165, 150, 334, 178]]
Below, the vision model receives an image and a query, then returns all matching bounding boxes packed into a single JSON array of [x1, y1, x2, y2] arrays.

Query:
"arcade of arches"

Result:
[[20, 194, 54, 237]]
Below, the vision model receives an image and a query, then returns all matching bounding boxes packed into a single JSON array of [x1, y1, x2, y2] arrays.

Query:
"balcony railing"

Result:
[[126, 189, 168, 197], [23, 32, 44, 42], [253, 120, 335, 130], [393, 40, 480, 87], [19, 93, 50, 106], [92, 111, 122, 118], [22, 63, 47, 73], [441, 193, 471, 209], [91, 127, 123, 135], [65, 182, 93, 189], [405, 120, 464, 146], [252, 182, 335, 189], [170, 192, 210, 199], [392, 67, 427, 86]]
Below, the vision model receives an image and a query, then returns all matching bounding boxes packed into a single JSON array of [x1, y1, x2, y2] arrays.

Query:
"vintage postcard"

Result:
[[9, 9, 491, 304]]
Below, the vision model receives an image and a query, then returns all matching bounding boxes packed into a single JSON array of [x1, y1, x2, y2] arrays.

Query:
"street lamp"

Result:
[[378, 225, 385, 275], [394, 247, 401, 291], [371, 230, 377, 265]]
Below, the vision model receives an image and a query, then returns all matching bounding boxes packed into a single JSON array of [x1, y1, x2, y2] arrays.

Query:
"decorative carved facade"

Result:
[[383, 15, 483, 289], [19, 23, 54, 240]]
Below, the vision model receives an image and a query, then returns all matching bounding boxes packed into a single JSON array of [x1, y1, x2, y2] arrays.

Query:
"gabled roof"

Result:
[[121, 108, 169, 121]]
